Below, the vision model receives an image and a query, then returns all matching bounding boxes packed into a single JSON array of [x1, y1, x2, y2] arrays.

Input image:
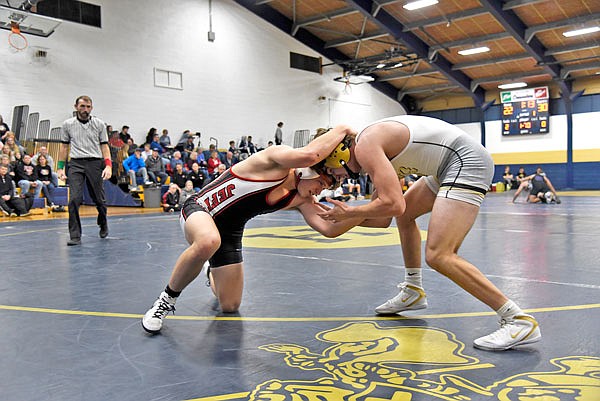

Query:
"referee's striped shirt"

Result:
[[61, 116, 108, 159]]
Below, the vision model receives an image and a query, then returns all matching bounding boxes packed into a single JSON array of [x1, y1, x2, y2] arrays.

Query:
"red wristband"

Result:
[[104, 158, 112, 167]]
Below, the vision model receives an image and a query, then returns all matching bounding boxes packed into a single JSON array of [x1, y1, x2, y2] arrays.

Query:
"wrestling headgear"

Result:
[[324, 142, 359, 179]]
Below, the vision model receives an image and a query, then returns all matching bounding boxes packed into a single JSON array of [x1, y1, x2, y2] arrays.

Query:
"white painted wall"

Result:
[[484, 115, 568, 153], [0, 0, 404, 149], [573, 112, 600, 150]]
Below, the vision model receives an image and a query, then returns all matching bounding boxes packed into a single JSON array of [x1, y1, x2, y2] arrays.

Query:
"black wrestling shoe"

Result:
[[67, 238, 81, 246], [99, 225, 109, 238]]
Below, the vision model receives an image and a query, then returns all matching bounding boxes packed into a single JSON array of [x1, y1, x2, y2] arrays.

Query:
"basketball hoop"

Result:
[[8, 21, 28, 51]]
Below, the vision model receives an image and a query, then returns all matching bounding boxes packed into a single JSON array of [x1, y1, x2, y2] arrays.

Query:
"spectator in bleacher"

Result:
[[119, 125, 131, 144], [213, 163, 226, 179], [34, 154, 58, 208], [16, 154, 43, 198], [3, 132, 21, 163], [171, 162, 188, 189], [502, 166, 516, 190], [146, 147, 168, 186], [180, 180, 195, 204], [57, 95, 112, 246], [0, 114, 10, 141], [145, 127, 157, 146], [32, 146, 59, 186], [175, 130, 191, 152], [169, 151, 185, 173], [274, 121, 283, 145], [228, 140, 237, 155], [207, 150, 221, 179], [247, 136, 257, 155], [222, 151, 237, 169], [0, 164, 29, 217], [0, 154, 15, 179], [106, 125, 113, 137], [108, 130, 124, 148], [186, 162, 205, 191], [141, 143, 152, 161], [238, 136, 249, 160], [185, 150, 199, 171], [123, 147, 151, 191], [149, 132, 165, 154], [126, 138, 137, 156], [182, 135, 196, 161], [161, 183, 181, 212], [159, 129, 172, 152]]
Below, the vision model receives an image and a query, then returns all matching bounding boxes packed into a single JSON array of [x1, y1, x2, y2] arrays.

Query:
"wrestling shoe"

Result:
[[374, 282, 427, 314], [473, 314, 541, 351], [142, 291, 176, 334]]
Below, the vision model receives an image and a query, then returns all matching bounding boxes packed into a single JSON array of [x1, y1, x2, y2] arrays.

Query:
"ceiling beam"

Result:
[[525, 12, 600, 43], [546, 41, 600, 56], [478, 0, 570, 95], [343, 0, 485, 106], [397, 83, 459, 101], [291, 7, 358, 36], [377, 68, 438, 82], [324, 30, 389, 48], [232, 0, 411, 108], [561, 61, 600, 79]]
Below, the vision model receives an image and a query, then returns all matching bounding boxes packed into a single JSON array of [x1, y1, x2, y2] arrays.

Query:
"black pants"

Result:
[[68, 158, 107, 240], [0, 196, 28, 215]]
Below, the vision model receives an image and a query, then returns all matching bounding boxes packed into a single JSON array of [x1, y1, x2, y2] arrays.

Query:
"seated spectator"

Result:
[[31, 146, 59, 187], [0, 154, 15, 180], [145, 127, 158, 146], [159, 129, 172, 152], [141, 143, 153, 161], [212, 163, 227, 180], [0, 164, 30, 217], [146, 147, 169, 186], [126, 138, 137, 156], [119, 125, 132, 144], [180, 180, 195, 204], [170, 163, 188, 189], [161, 183, 181, 212], [502, 165, 516, 190], [182, 135, 196, 161], [222, 151, 237, 169], [316, 185, 351, 203], [0, 114, 10, 141], [149, 132, 165, 155], [343, 177, 364, 200], [228, 140, 239, 159], [170, 151, 185, 173], [515, 167, 527, 184], [16, 154, 43, 198], [207, 150, 221, 179], [123, 148, 152, 191], [186, 162, 205, 191], [185, 151, 199, 171], [247, 136, 257, 155], [34, 154, 58, 208], [3, 132, 21, 163]]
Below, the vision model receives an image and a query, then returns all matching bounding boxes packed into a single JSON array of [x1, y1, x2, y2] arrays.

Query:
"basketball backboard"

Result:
[[0, 4, 61, 37]]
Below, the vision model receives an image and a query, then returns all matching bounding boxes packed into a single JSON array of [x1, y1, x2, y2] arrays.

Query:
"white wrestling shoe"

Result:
[[142, 291, 176, 333], [474, 314, 541, 351], [374, 282, 427, 314]]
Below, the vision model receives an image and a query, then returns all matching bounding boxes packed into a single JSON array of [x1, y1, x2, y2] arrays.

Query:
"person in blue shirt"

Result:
[[122, 148, 151, 191]]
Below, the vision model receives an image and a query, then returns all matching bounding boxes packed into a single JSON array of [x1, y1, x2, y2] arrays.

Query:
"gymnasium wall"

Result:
[[0, 0, 404, 149], [425, 94, 600, 189]]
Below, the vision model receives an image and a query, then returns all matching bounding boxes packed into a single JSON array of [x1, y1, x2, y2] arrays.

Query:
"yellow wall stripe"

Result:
[[491, 149, 600, 164]]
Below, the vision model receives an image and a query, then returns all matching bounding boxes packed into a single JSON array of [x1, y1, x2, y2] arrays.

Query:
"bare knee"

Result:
[[219, 299, 241, 313], [188, 235, 220, 260], [425, 247, 453, 274]]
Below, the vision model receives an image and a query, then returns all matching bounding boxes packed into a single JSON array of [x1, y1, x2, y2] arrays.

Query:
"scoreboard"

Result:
[[501, 86, 550, 136]]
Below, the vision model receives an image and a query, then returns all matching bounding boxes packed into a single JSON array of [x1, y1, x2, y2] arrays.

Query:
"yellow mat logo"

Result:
[[243, 226, 427, 249], [191, 322, 600, 401]]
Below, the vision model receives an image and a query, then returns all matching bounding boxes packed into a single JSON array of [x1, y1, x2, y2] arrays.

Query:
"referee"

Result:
[[57, 95, 112, 246]]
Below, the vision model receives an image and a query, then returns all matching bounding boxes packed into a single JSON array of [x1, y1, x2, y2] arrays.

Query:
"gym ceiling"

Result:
[[234, 0, 600, 111]]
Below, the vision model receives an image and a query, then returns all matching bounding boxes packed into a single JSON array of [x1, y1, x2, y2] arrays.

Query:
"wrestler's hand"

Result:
[[317, 198, 352, 222], [101, 165, 112, 180]]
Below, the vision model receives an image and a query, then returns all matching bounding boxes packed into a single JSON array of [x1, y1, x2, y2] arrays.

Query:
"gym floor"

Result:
[[0, 192, 599, 401]]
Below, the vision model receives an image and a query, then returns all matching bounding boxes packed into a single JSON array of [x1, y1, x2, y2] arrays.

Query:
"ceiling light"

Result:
[[376, 63, 386, 69], [498, 82, 527, 90], [562, 26, 600, 37], [391, 62, 403, 68], [458, 46, 490, 56], [403, 0, 439, 11]]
